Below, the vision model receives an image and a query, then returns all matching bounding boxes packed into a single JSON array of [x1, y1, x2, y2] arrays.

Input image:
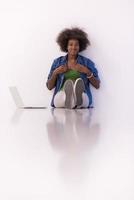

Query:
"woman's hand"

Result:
[[53, 64, 68, 76], [75, 64, 92, 75], [75, 64, 100, 89]]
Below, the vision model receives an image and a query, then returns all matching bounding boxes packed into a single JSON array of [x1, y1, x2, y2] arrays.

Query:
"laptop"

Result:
[[9, 86, 46, 109]]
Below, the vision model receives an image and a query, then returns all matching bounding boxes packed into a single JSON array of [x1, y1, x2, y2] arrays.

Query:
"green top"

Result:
[[60, 69, 80, 90]]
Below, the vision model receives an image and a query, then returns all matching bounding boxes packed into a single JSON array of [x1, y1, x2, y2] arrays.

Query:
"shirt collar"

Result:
[[62, 53, 82, 63]]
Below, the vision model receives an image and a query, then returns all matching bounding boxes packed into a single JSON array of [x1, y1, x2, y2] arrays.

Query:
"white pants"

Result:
[[54, 90, 89, 108]]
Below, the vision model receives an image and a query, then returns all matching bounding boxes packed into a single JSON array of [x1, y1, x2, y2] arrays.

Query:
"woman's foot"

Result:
[[74, 78, 85, 106], [64, 80, 74, 109]]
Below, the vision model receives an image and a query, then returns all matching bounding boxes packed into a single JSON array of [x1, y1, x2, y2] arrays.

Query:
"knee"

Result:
[[54, 91, 65, 108]]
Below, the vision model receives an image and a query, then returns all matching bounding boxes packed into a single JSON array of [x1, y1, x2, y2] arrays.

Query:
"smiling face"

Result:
[[67, 39, 80, 56]]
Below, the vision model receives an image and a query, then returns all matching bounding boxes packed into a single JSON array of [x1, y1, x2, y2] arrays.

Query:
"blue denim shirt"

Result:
[[47, 54, 100, 108]]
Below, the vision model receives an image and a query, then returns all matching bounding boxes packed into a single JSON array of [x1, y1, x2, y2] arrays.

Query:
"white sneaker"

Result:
[[74, 78, 85, 106], [63, 80, 74, 109]]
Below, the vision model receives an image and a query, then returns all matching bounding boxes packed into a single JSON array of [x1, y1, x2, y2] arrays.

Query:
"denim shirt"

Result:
[[47, 54, 100, 108]]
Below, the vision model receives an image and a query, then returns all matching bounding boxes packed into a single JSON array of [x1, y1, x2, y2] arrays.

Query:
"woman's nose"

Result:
[[71, 46, 77, 50]]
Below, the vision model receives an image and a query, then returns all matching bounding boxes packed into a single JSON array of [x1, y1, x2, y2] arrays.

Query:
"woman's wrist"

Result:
[[86, 70, 92, 76], [87, 72, 93, 79], [53, 70, 58, 77]]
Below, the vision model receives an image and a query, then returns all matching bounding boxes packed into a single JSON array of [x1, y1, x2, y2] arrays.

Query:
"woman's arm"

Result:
[[87, 74, 100, 89], [46, 64, 68, 90], [75, 64, 100, 89], [46, 71, 58, 90]]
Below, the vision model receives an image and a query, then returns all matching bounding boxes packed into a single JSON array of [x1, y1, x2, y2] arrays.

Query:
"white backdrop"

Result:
[[0, 1, 134, 199], [0, 0, 134, 111]]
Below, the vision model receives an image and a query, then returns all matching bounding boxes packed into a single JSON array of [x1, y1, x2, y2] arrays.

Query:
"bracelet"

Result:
[[87, 73, 93, 79]]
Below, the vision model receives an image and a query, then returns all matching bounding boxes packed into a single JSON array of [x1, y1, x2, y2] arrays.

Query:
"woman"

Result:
[[46, 27, 100, 109]]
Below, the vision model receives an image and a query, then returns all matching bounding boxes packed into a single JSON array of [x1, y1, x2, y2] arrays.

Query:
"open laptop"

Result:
[[9, 86, 46, 109]]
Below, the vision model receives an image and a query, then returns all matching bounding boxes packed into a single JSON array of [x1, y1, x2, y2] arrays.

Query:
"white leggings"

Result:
[[54, 90, 89, 108]]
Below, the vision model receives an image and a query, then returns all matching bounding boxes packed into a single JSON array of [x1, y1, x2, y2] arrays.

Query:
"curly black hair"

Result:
[[56, 27, 90, 52]]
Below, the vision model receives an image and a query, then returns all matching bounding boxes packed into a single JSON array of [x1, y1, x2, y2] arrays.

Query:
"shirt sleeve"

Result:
[[92, 65, 100, 80], [87, 59, 100, 81], [47, 59, 57, 80]]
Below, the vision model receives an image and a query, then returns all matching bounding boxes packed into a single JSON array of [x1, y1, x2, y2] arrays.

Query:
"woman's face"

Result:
[[67, 39, 80, 56]]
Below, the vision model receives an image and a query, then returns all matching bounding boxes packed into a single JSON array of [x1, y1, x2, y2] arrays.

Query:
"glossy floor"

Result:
[[0, 106, 134, 200]]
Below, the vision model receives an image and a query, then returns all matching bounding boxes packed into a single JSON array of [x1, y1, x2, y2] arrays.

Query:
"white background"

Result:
[[0, 0, 134, 109], [0, 0, 134, 199]]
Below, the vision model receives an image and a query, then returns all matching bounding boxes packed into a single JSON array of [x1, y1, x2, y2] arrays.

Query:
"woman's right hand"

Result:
[[53, 64, 68, 76]]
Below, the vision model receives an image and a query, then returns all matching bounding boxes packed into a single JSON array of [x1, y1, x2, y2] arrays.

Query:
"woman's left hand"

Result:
[[75, 64, 91, 75]]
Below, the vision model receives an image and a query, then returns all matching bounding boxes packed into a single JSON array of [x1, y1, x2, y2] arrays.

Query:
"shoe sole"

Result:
[[64, 80, 74, 109], [75, 79, 85, 106]]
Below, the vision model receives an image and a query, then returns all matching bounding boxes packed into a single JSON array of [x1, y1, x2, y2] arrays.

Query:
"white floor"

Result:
[[0, 104, 134, 200]]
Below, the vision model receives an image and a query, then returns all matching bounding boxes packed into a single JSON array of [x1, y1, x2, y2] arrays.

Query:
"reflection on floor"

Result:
[[0, 107, 134, 200], [47, 109, 100, 184]]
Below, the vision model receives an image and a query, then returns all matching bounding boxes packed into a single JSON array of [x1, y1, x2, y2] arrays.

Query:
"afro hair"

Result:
[[56, 27, 90, 52]]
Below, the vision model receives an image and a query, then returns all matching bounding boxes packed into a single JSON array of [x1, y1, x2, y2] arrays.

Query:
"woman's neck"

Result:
[[67, 53, 77, 61]]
